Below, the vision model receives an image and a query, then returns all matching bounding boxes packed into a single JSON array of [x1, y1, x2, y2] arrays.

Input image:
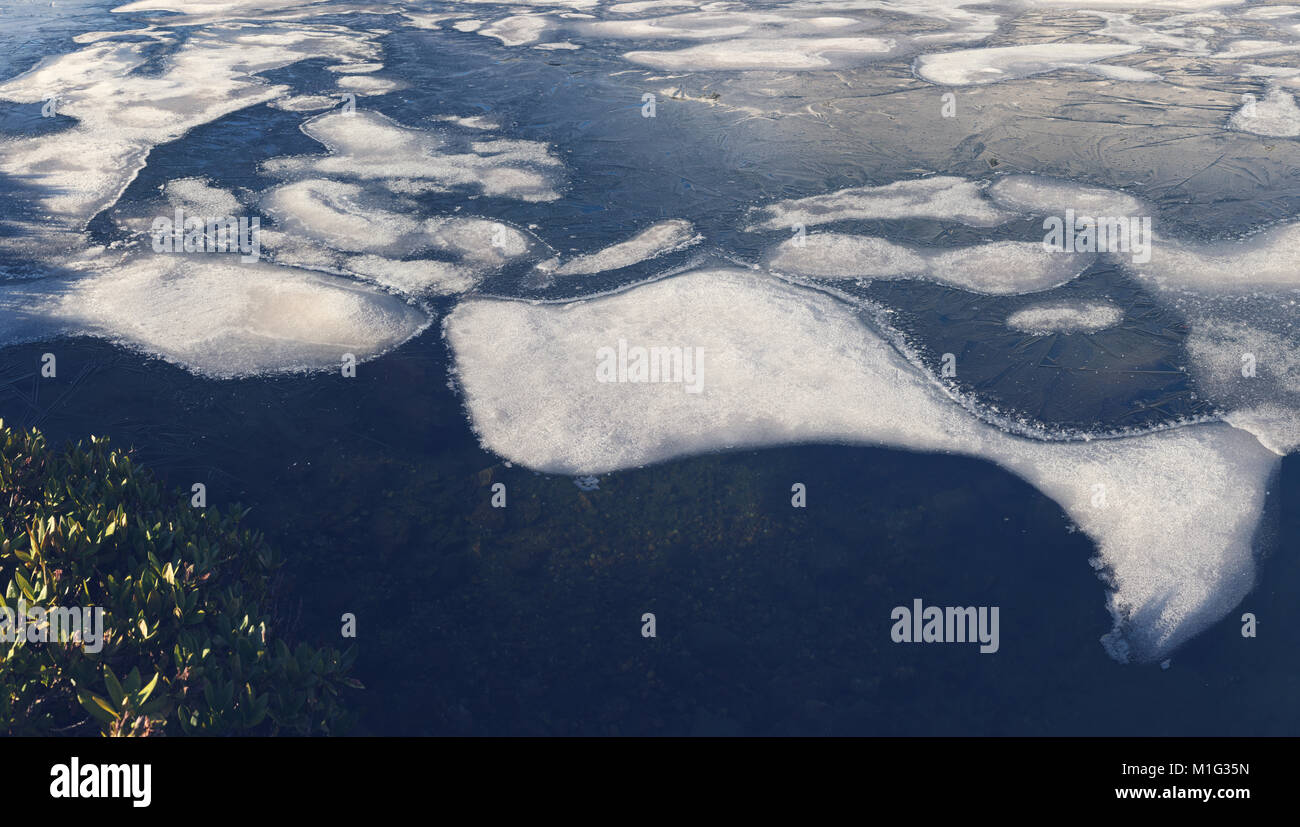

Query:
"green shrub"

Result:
[[0, 420, 358, 736]]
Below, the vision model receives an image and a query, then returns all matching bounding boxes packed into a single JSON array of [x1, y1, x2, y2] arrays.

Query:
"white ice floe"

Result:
[[259, 178, 538, 295], [451, 0, 599, 8], [914, 43, 1149, 86], [425, 217, 536, 264], [749, 176, 1014, 231], [625, 36, 901, 71], [1230, 85, 1300, 137], [1088, 209, 1300, 457], [767, 234, 1090, 294], [262, 179, 428, 256], [0, 23, 379, 228], [72, 27, 170, 44], [111, 178, 246, 248], [1026, 0, 1244, 9], [1213, 39, 1300, 59], [1007, 302, 1124, 335], [341, 255, 485, 296], [608, 1, 704, 13], [1223, 405, 1300, 456], [262, 110, 565, 202], [924, 241, 1091, 294], [432, 114, 500, 130], [1182, 317, 1300, 455], [1087, 12, 1208, 53], [1187, 320, 1300, 394], [1240, 5, 1300, 19], [336, 74, 405, 96], [1130, 222, 1300, 293], [582, 10, 870, 40], [551, 220, 700, 276], [480, 15, 552, 46], [326, 61, 384, 74], [161, 177, 244, 218], [268, 94, 344, 112], [108, 0, 328, 21], [767, 234, 925, 278], [988, 175, 1148, 218], [0, 253, 430, 378], [752, 174, 1150, 240], [444, 268, 1279, 663]]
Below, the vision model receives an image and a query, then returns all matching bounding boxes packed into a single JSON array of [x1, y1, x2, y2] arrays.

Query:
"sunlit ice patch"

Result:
[[444, 266, 1280, 664]]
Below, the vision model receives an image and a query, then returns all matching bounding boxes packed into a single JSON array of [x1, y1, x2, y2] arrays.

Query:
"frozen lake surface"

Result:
[[2, 0, 1299, 734]]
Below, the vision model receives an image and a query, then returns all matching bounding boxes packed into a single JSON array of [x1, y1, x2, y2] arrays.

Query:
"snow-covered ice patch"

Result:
[[551, 220, 699, 276], [914, 43, 1148, 86], [1231, 85, 1300, 137], [625, 36, 901, 71], [262, 110, 565, 203], [0, 253, 430, 378], [767, 234, 1090, 294], [1007, 302, 1124, 334], [749, 176, 1014, 231]]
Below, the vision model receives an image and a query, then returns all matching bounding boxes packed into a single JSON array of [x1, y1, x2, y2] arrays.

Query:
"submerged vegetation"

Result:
[[0, 421, 357, 735]]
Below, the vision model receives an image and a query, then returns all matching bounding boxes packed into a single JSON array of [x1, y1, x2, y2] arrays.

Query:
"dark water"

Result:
[[2, 1, 1299, 734], [3, 328, 1297, 735]]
